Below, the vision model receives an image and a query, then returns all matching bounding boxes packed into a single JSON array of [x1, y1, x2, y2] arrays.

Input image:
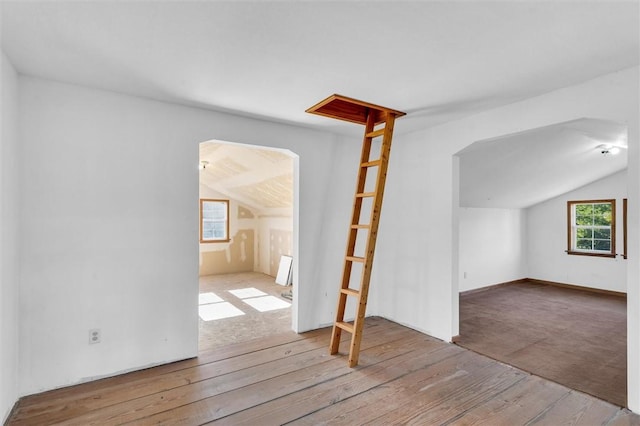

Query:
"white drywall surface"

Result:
[[527, 171, 627, 292], [458, 208, 527, 292], [0, 50, 21, 423], [17, 76, 351, 395]]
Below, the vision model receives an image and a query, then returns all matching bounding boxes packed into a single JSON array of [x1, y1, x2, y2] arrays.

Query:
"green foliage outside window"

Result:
[[568, 200, 615, 256]]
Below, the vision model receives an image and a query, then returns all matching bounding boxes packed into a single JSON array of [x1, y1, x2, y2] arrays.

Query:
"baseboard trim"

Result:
[[460, 278, 626, 298], [459, 278, 529, 297], [527, 278, 626, 298]]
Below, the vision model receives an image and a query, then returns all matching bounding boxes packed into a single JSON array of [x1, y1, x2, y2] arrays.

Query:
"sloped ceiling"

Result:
[[200, 142, 293, 213], [458, 118, 628, 209]]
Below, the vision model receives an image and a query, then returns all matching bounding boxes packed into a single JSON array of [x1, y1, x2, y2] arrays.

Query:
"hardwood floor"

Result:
[[8, 317, 639, 425], [457, 280, 627, 408]]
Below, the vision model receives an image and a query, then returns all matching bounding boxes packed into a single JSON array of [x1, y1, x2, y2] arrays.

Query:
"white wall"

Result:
[[11, 65, 640, 411], [458, 208, 527, 292], [17, 76, 351, 395], [0, 51, 20, 423], [369, 128, 454, 339], [527, 170, 627, 292], [369, 66, 640, 410], [456, 172, 627, 294]]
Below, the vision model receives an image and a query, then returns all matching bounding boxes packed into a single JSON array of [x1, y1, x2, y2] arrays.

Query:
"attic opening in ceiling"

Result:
[[198, 140, 298, 348], [453, 117, 629, 406]]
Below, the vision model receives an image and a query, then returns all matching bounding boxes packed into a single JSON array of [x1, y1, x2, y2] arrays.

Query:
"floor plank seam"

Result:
[[218, 338, 457, 425], [121, 328, 412, 424], [280, 346, 466, 425], [522, 390, 574, 426], [12, 324, 394, 424], [439, 374, 531, 425]]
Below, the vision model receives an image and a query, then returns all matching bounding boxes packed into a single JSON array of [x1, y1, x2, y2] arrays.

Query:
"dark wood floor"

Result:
[[8, 317, 639, 425], [457, 280, 627, 408]]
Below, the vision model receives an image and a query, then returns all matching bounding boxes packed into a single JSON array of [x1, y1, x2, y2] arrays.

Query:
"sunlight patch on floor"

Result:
[[228, 287, 267, 299], [242, 295, 291, 312], [199, 292, 224, 305], [198, 302, 245, 321]]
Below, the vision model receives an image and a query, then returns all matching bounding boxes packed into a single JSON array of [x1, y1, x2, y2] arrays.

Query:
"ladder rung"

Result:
[[341, 288, 360, 297], [351, 224, 370, 229], [361, 160, 381, 168], [366, 128, 385, 138], [335, 321, 354, 333], [356, 192, 375, 198], [346, 256, 365, 263]]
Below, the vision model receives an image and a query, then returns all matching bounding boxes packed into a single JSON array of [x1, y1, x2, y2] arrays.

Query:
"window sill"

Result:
[[566, 250, 616, 258], [200, 239, 231, 244]]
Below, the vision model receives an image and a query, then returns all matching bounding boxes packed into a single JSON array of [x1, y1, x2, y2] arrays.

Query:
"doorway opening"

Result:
[[198, 140, 298, 351], [453, 118, 629, 406]]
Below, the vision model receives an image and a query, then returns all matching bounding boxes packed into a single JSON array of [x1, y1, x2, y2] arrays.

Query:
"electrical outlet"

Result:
[[89, 329, 101, 344]]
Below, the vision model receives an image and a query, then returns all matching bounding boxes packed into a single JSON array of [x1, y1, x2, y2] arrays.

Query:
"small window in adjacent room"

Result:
[[567, 199, 615, 257], [200, 199, 230, 243]]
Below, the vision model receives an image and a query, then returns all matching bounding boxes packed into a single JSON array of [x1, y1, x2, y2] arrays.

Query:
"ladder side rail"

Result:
[[329, 110, 377, 355], [347, 112, 397, 367]]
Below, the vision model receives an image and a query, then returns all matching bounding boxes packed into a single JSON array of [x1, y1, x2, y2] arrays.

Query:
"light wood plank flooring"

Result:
[[8, 317, 639, 425]]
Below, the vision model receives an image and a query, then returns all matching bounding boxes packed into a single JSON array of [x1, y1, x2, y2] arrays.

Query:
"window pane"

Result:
[[576, 239, 593, 250], [211, 221, 225, 238], [592, 203, 611, 226], [594, 240, 611, 251], [594, 213, 611, 226], [575, 204, 593, 216], [576, 228, 592, 239], [202, 222, 216, 239], [593, 228, 610, 239], [593, 203, 611, 216], [576, 214, 593, 226], [202, 202, 226, 220]]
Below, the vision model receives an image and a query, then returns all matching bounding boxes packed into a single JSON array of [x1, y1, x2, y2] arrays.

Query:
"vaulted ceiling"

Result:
[[2, 1, 638, 208], [199, 142, 293, 213], [458, 118, 628, 209]]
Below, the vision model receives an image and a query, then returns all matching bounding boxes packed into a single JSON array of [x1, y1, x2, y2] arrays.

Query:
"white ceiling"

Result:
[[1, 1, 638, 135], [1, 1, 638, 207], [458, 118, 628, 209]]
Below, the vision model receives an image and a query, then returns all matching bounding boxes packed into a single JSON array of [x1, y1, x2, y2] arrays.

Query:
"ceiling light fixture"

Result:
[[596, 144, 622, 156], [199, 160, 209, 170]]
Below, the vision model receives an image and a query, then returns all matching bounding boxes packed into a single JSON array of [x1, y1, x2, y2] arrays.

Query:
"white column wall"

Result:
[[17, 76, 352, 395], [369, 66, 640, 410], [627, 113, 640, 411], [0, 51, 21, 423]]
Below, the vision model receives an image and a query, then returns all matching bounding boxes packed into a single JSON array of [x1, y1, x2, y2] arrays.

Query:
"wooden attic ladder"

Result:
[[306, 94, 406, 367]]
